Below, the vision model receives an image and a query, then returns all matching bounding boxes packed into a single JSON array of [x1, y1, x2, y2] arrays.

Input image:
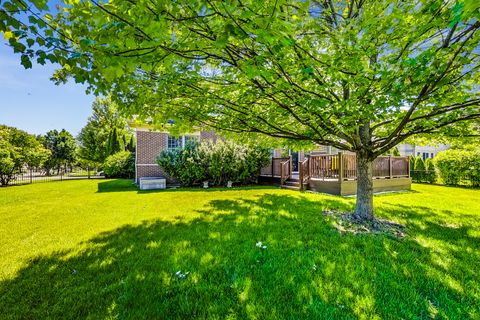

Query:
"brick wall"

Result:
[[135, 131, 172, 183], [200, 130, 218, 142], [135, 129, 220, 183], [136, 131, 168, 165]]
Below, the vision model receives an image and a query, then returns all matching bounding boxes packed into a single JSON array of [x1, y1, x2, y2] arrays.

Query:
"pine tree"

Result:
[[107, 128, 121, 156], [122, 135, 127, 151], [392, 147, 401, 157], [126, 135, 136, 152], [409, 156, 415, 171], [106, 130, 113, 157], [414, 156, 425, 171]]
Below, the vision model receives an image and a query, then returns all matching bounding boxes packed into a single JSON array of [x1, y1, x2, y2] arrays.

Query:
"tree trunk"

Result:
[[355, 151, 374, 221]]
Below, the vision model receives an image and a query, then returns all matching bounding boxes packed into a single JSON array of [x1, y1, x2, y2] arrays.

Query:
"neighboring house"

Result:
[[397, 143, 449, 160]]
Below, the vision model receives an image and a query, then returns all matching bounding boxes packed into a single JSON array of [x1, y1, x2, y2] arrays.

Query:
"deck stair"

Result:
[[281, 178, 300, 190]]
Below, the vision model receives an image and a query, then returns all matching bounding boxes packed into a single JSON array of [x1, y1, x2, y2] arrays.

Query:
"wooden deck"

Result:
[[260, 153, 411, 196]]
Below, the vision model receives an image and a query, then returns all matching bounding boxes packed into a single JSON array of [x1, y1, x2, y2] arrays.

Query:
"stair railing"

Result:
[[299, 157, 310, 191], [280, 158, 291, 186]]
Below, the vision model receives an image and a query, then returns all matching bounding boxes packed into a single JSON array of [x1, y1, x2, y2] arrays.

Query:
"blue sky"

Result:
[[0, 40, 95, 136]]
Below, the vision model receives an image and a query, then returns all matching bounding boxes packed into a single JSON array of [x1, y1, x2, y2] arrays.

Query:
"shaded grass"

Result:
[[0, 180, 479, 319]]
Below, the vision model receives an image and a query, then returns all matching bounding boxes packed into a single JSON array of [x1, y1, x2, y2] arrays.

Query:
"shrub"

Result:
[[103, 151, 135, 178], [156, 141, 204, 186], [423, 158, 437, 184], [411, 156, 426, 182], [409, 156, 415, 171], [414, 156, 425, 171], [156, 140, 271, 187], [434, 149, 480, 186], [0, 148, 15, 186]]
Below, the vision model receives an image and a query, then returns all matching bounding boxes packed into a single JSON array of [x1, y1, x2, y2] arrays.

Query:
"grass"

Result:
[[0, 180, 479, 319]]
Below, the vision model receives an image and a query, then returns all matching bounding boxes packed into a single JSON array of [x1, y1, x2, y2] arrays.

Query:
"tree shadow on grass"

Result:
[[1, 193, 479, 319]]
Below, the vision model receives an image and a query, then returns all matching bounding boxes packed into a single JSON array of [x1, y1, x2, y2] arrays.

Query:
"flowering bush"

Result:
[[156, 140, 271, 186]]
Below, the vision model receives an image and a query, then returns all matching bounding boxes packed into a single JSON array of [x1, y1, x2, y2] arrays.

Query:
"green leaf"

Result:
[[80, 39, 96, 46], [21, 54, 32, 69], [3, 30, 13, 40], [303, 66, 314, 74], [214, 34, 228, 49], [13, 42, 26, 53]]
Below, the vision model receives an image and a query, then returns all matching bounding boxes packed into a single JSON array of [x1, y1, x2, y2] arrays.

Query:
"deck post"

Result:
[[338, 152, 344, 182], [299, 161, 304, 191], [389, 156, 393, 179], [407, 156, 410, 178], [271, 157, 274, 177], [290, 155, 292, 177], [280, 162, 284, 185]]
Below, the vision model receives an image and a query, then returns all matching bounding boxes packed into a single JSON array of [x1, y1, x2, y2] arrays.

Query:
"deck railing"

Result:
[[260, 157, 290, 177], [280, 158, 291, 185], [309, 153, 410, 181], [299, 158, 310, 190], [261, 153, 410, 182]]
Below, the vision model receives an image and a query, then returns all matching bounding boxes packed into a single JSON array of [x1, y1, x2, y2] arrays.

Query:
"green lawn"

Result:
[[0, 180, 479, 319]]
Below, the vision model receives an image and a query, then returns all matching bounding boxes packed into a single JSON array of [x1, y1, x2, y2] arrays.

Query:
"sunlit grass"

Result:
[[0, 180, 479, 319]]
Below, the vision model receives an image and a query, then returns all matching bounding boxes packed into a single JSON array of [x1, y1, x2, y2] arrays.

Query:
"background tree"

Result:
[[41, 129, 77, 175], [106, 127, 123, 157], [2, 0, 480, 221], [126, 135, 136, 153], [391, 147, 401, 157], [414, 156, 426, 172], [77, 97, 131, 164], [0, 125, 50, 186]]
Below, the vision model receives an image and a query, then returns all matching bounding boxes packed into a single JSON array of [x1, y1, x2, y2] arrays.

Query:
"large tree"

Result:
[[77, 96, 130, 164], [2, 0, 480, 220], [40, 129, 77, 174]]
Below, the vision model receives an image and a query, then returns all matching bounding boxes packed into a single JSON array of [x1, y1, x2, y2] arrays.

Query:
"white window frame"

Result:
[[167, 134, 200, 149]]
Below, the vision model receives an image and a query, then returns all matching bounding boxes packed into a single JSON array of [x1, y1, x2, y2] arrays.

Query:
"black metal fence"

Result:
[[3, 167, 104, 186]]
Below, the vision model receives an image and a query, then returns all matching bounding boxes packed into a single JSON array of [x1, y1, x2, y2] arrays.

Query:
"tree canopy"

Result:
[[77, 96, 131, 164], [39, 129, 77, 173], [0, 125, 50, 186], [2, 0, 479, 219]]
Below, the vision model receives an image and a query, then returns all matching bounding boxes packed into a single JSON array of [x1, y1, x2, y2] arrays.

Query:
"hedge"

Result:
[[434, 149, 480, 187]]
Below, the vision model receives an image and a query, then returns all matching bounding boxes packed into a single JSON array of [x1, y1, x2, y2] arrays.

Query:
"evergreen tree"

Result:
[[107, 128, 121, 156], [392, 147, 401, 157], [409, 156, 415, 171], [414, 156, 426, 171], [126, 135, 136, 152]]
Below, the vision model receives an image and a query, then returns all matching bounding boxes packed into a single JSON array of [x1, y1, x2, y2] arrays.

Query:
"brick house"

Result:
[[133, 125, 410, 195], [134, 127, 218, 183], [133, 124, 340, 184]]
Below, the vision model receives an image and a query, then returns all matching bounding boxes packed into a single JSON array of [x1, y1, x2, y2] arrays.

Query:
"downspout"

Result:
[[135, 129, 138, 185]]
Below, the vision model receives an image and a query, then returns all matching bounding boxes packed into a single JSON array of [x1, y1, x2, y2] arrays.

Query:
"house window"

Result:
[[168, 135, 199, 149], [431, 153, 434, 158], [184, 135, 199, 146], [417, 152, 421, 156], [167, 136, 182, 149], [422, 152, 429, 160]]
